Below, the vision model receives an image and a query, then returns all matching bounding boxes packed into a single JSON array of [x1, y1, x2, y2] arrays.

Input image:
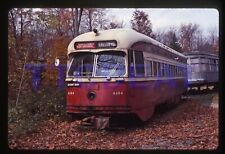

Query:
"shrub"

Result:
[[8, 87, 67, 136]]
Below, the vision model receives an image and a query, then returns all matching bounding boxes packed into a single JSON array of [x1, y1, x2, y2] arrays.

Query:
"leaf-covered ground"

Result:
[[8, 93, 218, 150]]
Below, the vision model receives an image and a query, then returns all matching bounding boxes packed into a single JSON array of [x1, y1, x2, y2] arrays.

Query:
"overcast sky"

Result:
[[106, 8, 219, 36]]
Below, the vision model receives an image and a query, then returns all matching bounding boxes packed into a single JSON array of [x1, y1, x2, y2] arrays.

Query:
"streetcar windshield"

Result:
[[68, 52, 94, 77], [95, 51, 126, 77], [67, 51, 126, 77]]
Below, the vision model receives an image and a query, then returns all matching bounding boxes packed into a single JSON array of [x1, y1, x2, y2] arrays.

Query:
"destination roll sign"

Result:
[[74, 40, 117, 49]]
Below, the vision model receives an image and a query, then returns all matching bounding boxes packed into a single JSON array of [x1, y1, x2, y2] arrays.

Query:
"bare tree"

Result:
[[70, 8, 83, 37], [194, 29, 205, 51], [106, 15, 125, 29], [153, 28, 166, 43], [208, 26, 219, 53], [108, 21, 125, 29], [8, 8, 33, 105], [80, 8, 109, 32], [153, 27, 181, 52], [179, 23, 200, 52]]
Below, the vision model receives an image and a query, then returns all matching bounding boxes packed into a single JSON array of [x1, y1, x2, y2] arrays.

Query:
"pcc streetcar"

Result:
[[64, 28, 187, 123]]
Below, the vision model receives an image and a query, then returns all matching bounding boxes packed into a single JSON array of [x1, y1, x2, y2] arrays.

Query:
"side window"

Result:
[[183, 67, 186, 76], [181, 67, 183, 76], [165, 64, 168, 77], [172, 65, 174, 77], [209, 64, 212, 72], [157, 62, 161, 77], [179, 67, 181, 76], [171, 65, 173, 77], [191, 57, 200, 63], [161, 63, 165, 77], [145, 60, 152, 76], [153, 61, 157, 77], [168, 65, 171, 77], [175, 66, 177, 77], [174, 66, 176, 77], [174, 66, 177, 76], [128, 50, 135, 77], [216, 60, 219, 71], [174, 65, 176, 77], [176, 66, 178, 76], [134, 51, 145, 77], [169, 65, 171, 77]]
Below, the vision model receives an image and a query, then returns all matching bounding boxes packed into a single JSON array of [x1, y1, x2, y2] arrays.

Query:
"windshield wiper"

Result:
[[108, 62, 120, 77]]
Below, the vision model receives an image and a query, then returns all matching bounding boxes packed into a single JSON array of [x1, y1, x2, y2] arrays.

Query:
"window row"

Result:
[[129, 50, 187, 78], [189, 64, 219, 72], [145, 60, 186, 77], [190, 57, 218, 64]]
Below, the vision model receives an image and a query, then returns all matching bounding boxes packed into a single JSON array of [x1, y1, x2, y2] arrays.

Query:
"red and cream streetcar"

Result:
[[65, 28, 187, 125]]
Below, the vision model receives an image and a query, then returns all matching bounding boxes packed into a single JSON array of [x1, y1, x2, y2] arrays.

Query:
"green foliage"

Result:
[[131, 9, 153, 37], [8, 87, 67, 136], [169, 32, 182, 52]]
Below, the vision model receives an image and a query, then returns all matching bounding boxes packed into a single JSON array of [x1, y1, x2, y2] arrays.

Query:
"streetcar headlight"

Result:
[[87, 91, 96, 100]]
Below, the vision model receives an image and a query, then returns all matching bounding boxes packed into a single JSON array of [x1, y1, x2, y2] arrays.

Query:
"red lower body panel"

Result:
[[66, 78, 187, 121]]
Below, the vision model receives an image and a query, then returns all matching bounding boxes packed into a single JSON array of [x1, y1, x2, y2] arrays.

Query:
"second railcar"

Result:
[[184, 51, 219, 90]]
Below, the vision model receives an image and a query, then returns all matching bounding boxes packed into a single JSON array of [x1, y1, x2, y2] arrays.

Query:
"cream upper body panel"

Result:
[[67, 28, 186, 59]]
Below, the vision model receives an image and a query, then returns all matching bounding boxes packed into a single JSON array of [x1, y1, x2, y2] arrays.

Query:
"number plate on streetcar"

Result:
[[67, 83, 80, 87]]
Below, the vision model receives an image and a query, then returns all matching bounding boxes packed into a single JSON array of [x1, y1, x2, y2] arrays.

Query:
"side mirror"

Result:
[[55, 58, 60, 66]]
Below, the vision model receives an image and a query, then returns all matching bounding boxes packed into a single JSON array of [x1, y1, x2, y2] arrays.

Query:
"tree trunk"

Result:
[[88, 9, 93, 31], [15, 51, 28, 106], [71, 8, 75, 38], [9, 10, 19, 54], [20, 9, 24, 53], [74, 9, 78, 37], [74, 8, 83, 37]]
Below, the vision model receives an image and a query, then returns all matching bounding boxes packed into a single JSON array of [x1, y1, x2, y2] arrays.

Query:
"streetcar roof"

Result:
[[183, 51, 219, 59], [68, 28, 186, 58]]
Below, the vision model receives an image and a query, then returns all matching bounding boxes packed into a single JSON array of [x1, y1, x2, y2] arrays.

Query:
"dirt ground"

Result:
[[8, 92, 219, 150], [187, 90, 218, 108]]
